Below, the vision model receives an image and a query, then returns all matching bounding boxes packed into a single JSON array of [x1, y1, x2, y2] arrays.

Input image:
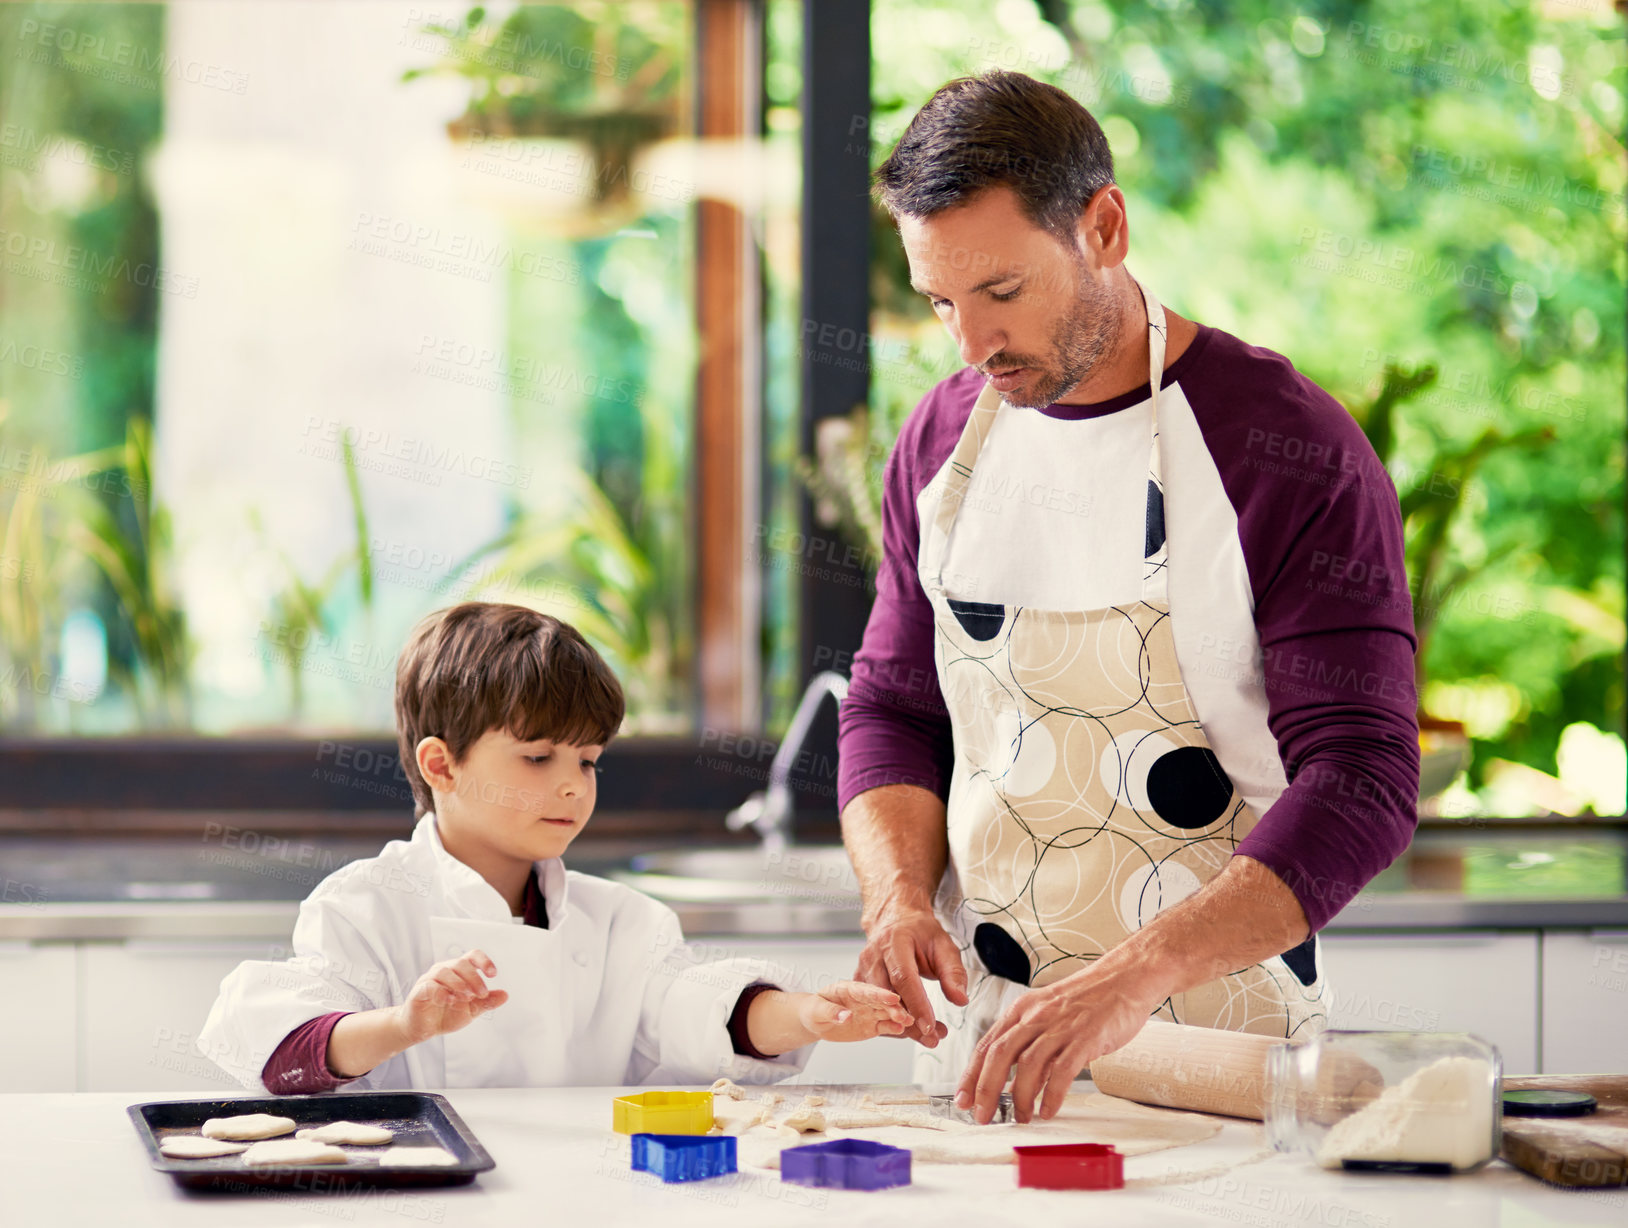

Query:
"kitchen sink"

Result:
[[611, 844, 860, 903]]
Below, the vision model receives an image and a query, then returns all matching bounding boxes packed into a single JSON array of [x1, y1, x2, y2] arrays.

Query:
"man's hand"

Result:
[[854, 905, 968, 1047], [955, 855, 1312, 1124], [955, 957, 1165, 1123], [392, 948, 510, 1046]]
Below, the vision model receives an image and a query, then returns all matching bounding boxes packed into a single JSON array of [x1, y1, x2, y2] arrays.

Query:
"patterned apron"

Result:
[[913, 278, 1328, 1083]]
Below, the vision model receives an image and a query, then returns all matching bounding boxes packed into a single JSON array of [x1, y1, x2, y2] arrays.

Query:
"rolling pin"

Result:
[[1087, 1020, 1284, 1119], [1088, 1021, 1385, 1122]]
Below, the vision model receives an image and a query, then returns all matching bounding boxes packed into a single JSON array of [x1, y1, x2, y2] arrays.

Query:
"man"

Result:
[[836, 71, 1420, 1126]]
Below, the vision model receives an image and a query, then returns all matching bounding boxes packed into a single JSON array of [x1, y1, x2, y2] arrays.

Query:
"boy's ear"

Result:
[[416, 736, 457, 793]]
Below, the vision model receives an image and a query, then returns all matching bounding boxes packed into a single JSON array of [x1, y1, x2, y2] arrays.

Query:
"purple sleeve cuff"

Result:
[[727, 983, 780, 1059], [835, 390, 959, 815], [261, 1011, 359, 1094]]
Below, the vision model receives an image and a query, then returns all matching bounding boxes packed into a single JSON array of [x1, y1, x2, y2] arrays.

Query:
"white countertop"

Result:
[[6, 1083, 1624, 1227]]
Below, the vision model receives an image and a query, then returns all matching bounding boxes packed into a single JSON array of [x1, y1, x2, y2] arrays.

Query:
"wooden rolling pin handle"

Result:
[[1086, 1020, 1288, 1120]]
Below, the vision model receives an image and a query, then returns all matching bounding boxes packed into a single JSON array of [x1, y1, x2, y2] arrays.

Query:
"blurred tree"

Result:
[[866, 0, 1625, 808]]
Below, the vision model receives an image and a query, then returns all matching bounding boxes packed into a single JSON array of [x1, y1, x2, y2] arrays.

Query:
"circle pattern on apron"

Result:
[[914, 278, 1328, 1082]]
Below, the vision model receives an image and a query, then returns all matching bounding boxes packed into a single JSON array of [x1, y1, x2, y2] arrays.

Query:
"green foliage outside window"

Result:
[[856, 0, 1625, 815]]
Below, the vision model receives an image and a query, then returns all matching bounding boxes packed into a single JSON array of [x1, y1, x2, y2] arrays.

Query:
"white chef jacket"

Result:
[[197, 814, 813, 1091]]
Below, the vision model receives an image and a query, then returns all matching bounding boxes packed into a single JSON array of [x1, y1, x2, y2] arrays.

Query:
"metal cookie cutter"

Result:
[[928, 1092, 1014, 1124]]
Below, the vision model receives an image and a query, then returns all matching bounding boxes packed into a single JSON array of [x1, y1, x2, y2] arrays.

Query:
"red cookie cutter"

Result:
[[1013, 1142, 1125, 1190]]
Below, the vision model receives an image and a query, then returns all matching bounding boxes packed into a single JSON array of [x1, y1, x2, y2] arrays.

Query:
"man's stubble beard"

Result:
[[1002, 267, 1123, 409]]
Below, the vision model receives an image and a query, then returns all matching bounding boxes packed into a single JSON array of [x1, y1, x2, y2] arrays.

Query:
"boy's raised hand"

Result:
[[393, 948, 510, 1045], [797, 980, 914, 1043]]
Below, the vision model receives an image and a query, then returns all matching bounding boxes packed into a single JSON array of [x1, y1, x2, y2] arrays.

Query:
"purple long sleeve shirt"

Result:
[[836, 323, 1420, 933]]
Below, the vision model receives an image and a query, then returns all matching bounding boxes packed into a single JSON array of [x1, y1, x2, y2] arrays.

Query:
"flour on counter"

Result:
[[1315, 1056, 1495, 1170]]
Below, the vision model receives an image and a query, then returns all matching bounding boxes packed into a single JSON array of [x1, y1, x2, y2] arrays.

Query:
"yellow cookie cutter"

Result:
[[611, 1090, 715, 1135]]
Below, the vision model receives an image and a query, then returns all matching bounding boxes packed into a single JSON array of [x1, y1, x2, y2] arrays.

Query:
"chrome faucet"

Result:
[[725, 670, 849, 856]]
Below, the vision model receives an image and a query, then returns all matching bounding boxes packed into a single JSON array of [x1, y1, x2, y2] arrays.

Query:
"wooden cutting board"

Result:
[[1501, 1075, 1628, 1187]]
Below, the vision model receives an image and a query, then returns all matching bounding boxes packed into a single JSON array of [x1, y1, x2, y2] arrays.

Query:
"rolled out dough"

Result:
[[159, 1136, 249, 1159], [297, 1121, 395, 1146], [200, 1113, 297, 1141], [242, 1138, 349, 1166], [739, 1091, 1222, 1169]]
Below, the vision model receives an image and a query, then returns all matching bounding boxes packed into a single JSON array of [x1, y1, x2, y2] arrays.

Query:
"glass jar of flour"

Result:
[[1263, 1031, 1502, 1173]]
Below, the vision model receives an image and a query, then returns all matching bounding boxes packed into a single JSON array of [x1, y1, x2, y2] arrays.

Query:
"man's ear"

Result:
[[416, 736, 457, 793], [1074, 183, 1129, 271]]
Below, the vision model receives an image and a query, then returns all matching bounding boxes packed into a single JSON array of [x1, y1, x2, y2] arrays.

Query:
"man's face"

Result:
[[900, 185, 1120, 407], [429, 727, 602, 864]]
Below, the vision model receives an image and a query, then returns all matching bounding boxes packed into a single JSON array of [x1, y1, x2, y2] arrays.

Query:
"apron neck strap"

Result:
[[1134, 275, 1170, 607]]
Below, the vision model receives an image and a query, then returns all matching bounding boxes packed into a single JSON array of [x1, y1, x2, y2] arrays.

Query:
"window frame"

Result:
[[0, 0, 873, 838]]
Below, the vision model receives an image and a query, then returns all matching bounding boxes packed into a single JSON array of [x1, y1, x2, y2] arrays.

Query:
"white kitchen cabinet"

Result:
[[698, 936, 916, 1084], [1317, 931, 1540, 1073], [80, 939, 278, 1092], [0, 942, 78, 1092], [1541, 930, 1628, 1074]]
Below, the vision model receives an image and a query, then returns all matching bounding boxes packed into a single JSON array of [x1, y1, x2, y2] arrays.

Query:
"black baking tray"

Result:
[[127, 1091, 496, 1192]]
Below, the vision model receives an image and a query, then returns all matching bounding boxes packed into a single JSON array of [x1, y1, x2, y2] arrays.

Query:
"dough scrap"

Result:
[[712, 1100, 770, 1135], [379, 1145, 459, 1167], [297, 1121, 394, 1146], [159, 1135, 249, 1159], [200, 1113, 297, 1141], [709, 1078, 747, 1101], [242, 1138, 349, 1166], [781, 1099, 827, 1133], [861, 1090, 931, 1106]]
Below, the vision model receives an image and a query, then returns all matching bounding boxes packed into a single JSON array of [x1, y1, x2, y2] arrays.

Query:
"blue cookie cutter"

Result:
[[630, 1133, 737, 1183], [781, 1138, 912, 1190]]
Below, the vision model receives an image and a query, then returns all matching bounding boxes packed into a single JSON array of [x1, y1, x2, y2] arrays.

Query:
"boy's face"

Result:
[[421, 727, 603, 865]]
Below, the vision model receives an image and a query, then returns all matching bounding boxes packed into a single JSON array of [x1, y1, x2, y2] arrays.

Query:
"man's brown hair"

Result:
[[874, 70, 1115, 242], [394, 602, 625, 817]]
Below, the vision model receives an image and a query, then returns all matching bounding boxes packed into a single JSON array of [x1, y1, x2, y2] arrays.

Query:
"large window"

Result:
[[4, 1, 1623, 829], [0, 2, 750, 740]]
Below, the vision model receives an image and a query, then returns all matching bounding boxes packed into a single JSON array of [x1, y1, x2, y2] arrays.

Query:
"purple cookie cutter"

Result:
[[781, 1139, 912, 1190], [630, 1133, 737, 1183]]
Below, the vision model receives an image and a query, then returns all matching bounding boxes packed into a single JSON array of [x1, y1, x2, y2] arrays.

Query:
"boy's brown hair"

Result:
[[394, 602, 625, 817]]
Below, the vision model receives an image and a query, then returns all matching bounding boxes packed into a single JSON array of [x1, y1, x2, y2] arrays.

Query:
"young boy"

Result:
[[199, 602, 911, 1091]]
